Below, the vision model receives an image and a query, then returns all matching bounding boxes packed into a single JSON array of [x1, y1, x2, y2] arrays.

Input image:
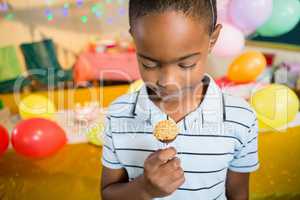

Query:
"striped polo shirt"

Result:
[[102, 74, 259, 200]]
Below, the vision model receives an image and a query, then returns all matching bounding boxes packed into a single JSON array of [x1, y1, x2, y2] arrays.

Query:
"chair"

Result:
[[0, 46, 31, 93], [20, 39, 73, 87]]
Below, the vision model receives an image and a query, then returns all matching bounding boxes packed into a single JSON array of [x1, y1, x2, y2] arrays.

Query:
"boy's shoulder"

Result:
[[106, 91, 139, 117], [222, 93, 257, 126], [222, 93, 258, 149], [222, 93, 254, 110]]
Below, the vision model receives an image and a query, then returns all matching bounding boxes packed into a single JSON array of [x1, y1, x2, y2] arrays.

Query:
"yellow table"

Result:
[[0, 127, 300, 200]]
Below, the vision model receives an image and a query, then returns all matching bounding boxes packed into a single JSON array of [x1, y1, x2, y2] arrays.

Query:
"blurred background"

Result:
[[0, 0, 300, 200]]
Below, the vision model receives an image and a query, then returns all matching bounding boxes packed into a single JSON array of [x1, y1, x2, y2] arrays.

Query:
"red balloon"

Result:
[[11, 118, 67, 158], [0, 125, 9, 156]]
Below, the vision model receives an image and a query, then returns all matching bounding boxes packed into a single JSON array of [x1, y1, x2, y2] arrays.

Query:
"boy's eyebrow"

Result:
[[137, 52, 201, 63]]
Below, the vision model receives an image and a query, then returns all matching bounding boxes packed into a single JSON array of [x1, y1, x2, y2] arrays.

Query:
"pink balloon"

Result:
[[217, 0, 232, 23], [229, 0, 273, 33], [212, 23, 245, 57]]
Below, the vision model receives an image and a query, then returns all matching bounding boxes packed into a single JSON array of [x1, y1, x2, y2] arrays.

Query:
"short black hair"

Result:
[[129, 0, 217, 34]]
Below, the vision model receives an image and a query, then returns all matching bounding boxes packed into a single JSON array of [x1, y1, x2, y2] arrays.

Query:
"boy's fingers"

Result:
[[157, 147, 177, 162], [147, 147, 177, 168], [163, 157, 181, 170], [169, 174, 185, 189]]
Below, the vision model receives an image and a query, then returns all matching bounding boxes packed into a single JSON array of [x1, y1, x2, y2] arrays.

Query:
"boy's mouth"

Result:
[[147, 84, 199, 101], [155, 88, 185, 101], [158, 90, 179, 97], [147, 86, 181, 101]]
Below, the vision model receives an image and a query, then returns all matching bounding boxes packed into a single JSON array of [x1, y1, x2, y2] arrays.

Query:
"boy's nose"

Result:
[[157, 65, 178, 88]]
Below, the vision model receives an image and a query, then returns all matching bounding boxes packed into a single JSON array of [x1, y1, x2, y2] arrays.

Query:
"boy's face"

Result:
[[131, 11, 221, 102]]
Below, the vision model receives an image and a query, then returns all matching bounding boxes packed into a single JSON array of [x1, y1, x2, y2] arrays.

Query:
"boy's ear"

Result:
[[208, 24, 222, 53], [129, 28, 133, 36]]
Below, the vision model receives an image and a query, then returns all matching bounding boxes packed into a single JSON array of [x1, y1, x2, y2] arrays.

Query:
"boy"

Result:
[[101, 0, 259, 199]]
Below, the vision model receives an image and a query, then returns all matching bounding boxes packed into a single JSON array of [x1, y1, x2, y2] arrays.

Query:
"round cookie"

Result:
[[154, 120, 179, 144]]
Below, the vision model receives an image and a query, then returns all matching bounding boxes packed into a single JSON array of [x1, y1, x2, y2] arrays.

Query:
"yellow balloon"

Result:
[[19, 95, 56, 120], [86, 123, 104, 146], [251, 84, 299, 131], [128, 79, 144, 93]]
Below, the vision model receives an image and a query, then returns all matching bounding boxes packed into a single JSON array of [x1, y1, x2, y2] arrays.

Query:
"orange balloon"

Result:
[[227, 51, 266, 83]]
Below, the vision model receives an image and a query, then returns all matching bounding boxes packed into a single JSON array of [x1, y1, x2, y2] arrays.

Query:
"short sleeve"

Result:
[[229, 117, 259, 173], [101, 116, 123, 169]]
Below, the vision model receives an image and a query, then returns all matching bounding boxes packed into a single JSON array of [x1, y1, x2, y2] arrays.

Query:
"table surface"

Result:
[[1, 127, 300, 200]]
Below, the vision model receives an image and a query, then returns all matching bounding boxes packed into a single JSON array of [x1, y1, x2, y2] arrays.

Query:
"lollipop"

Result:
[[154, 120, 179, 147]]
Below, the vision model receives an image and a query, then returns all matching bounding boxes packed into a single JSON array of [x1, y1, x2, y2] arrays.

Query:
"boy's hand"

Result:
[[141, 147, 185, 198]]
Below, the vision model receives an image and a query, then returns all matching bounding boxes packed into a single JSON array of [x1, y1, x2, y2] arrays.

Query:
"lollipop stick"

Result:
[[162, 142, 170, 149]]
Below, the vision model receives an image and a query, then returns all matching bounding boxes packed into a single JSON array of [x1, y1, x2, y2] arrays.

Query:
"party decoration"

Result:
[[257, 0, 300, 37], [229, 0, 273, 34], [0, 125, 9, 156], [4, 13, 14, 20], [212, 23, 245, 57], [0, 2, 8, 12], [76, 0, 84, 7], [62, 3, 69, 17], [251, 84, 299, 131], [128, 79, 144, 93], [228, 51, 266, 83], [11, 118, 67, 158], [86, 123, 104, 146], [91, 3, 104, 18], [81, 15, 88, 23], [118, 7, 126, 16], [74, 102, 99, 122], [19, 95, 56, 120], [45, 9, 53, 21]]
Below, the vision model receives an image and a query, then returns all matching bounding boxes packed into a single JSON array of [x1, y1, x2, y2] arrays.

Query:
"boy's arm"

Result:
[[225, 170, 249, 200], [101, 115, 150, 200], [226, 109, 259, 200], [101, 167, 151, 200]]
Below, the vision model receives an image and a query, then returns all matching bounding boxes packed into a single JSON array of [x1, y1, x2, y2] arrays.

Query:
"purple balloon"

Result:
[[229, 0, 273, 33]]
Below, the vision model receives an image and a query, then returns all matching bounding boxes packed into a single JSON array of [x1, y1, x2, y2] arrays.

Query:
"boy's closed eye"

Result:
[[178, 57, 199, 69], [140, 58, 159, 68], [138, 53, 201, 69]]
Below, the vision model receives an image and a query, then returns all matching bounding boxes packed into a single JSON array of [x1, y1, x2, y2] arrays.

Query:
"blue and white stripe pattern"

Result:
[[102, 74, 259, 200]]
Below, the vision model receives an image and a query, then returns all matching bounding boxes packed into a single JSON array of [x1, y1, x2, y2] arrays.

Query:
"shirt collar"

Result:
[[133, 73, 224, 126]]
